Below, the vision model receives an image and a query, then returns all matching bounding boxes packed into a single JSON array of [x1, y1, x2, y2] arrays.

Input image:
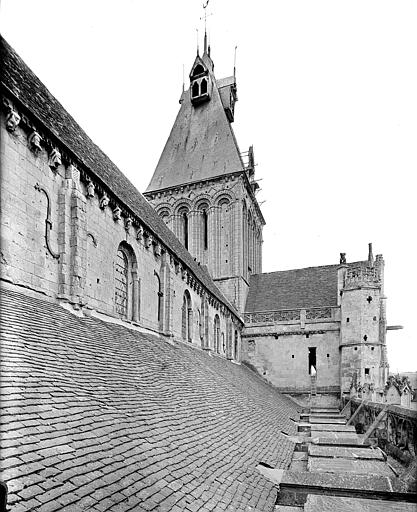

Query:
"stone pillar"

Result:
[[66, 165, 87, 305], [132, 267, 139, 323]]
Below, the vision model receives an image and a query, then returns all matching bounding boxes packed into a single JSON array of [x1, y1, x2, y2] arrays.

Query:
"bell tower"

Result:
[[339, 244, 389, 395], [144, 38, 264, 312]]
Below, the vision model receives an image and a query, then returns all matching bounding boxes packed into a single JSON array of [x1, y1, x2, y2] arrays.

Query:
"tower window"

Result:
[[371, 347, 375, 351], [365, 368, 370, 376], [346, 317, 350, 323], [327, 354, 330, 358], [192, 64, 205, 77], [182, 212, 189, 249], [363, 335, 368, 341], [367, 296, 373, 303], [203, 209, 208, 250], [291, 355, 294, 359], [192, 81, 200, 98], [200, 78, 208, 95], [373, 316, 377, 321]]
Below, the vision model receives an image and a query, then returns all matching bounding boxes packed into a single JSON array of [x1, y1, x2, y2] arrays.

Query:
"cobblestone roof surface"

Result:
[[245, 263, 361, 312], [0, 36, 240, 321], [0, 287, 298, 512]]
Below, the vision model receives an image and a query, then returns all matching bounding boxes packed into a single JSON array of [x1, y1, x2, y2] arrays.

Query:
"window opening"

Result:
[[363, 335, 368, 341], [327, 354, 330, 358], [192, 64, 204, 77], [200, 78, 208, 95], [347, 317, 350, 322], [291, 355, 294, 359], [234, 330, 238, 360], [115, 249, 128, 318], [192, 81, 199, 98], [365, 368, 370, 377], [203, 209, 208, 250], [367, 296, 373, 303], [183, 212, 189, 250], [308, 347, 316, 375]]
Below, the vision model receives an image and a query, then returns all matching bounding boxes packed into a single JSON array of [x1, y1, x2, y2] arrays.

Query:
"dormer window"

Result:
[[192, 81, 200, 98], [192, 64, 205, 78], [190, 58, 211, 105]]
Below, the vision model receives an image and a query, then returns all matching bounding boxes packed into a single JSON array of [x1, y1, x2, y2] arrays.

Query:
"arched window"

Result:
[[221, 332, 225, 353], [200, 78, 208, 95], [114, 242, 139, 321], [234, 330, 239, 361], [214, 315, 220, 353], [178, 207, 189, 250], [192, 81, 200, 98], [192, 64, 205, 77], [202, 209, 208, 250], [182, 290, 192, 342], [115, 249, 128, 317], [219, 198, 231, 276]]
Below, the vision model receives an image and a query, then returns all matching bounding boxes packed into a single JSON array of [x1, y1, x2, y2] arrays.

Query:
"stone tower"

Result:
[[144, 40, 264, 312], [339, 244, 389, 394]]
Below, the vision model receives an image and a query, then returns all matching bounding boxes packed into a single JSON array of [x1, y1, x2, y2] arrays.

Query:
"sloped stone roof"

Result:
[[0, 36, 240, 321], [246, 263, 361, 312], [0, 287, 298, 511], [145, 58, 244, 193]]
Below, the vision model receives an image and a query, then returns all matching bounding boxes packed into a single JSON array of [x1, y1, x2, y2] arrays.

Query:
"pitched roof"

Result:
[[0, 286, 298, 511], [0, 36, 239, 319], [245, 263, 363, 312], [145, 59, 244, 193]]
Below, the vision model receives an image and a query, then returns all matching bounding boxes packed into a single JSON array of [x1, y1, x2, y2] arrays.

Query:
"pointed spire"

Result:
[[234, 46, 237, 80], [368, 242, 374, 267], [204, 29, 207, 54]]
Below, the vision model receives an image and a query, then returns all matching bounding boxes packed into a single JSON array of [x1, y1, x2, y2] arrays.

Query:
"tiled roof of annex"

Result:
[[0, 36, 240, 321], [0, 286, 298, 512], [245, 262, 366, 312]]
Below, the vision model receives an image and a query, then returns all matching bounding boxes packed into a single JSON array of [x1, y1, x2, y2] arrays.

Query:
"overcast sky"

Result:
[[1, 1, 416, 373]]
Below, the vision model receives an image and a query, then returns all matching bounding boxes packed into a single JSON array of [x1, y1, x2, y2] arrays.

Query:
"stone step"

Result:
[[312, 437, 368, 447], [310, 417, 347, 424], [307, 457, 393, 476], [311, 431, 358, 440], [310, 407, 340, 413], [310, 424, 356, 432], [308, 445, 384, 460], [304, 494, 417, 512]]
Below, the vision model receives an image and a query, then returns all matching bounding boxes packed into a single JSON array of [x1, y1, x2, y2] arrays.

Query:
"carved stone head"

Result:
[[6, 109, 21, 132], [113, 206, 122, 221], [100, 194, 109, 209], [28, 130, 42, 153], [49, 148, 62, 171], [86, 180, 95, 198]]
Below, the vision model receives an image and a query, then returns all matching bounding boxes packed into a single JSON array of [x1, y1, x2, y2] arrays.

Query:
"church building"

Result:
[[0, 29, 400, 512], [144, 36, 391, 398]]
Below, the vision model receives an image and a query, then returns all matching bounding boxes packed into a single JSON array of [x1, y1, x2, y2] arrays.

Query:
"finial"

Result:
[[368, 242, 374, 267], [182, 64, 185, 93], [196, 28, 199, 55], [201, 0, 212, 55]]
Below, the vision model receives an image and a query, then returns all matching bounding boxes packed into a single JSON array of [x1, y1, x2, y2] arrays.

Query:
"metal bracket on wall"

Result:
[[34, 183, 60, 260]]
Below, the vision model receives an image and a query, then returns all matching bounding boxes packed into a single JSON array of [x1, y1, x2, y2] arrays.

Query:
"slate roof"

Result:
[[0, 286, 298, 512], [245, 262, 365, 312], [145, 58, 244, 193], [0, 36, 240, 321]]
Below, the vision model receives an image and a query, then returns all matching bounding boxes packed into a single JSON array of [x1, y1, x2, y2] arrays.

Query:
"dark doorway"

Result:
[[308, 347, 316, 374]]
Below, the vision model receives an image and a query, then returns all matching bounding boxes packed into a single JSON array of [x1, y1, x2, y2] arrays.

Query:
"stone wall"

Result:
[[241, 307, 341, 392], [345, 398, 417, 464], [0, 104, 241, 357]]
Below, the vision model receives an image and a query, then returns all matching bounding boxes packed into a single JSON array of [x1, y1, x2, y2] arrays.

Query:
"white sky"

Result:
[[1, 1, 416, 373]]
